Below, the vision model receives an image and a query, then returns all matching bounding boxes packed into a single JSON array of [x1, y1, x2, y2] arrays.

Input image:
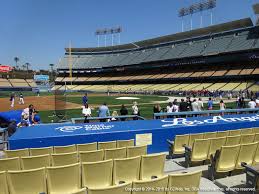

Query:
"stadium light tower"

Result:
[[95, 26, 122, 47], [178, 0, 217, 31]]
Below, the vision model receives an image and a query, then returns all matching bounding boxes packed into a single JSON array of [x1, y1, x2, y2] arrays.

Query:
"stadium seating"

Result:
[[87, 183, 132, 194], [0, 171, 8, 194], [21, 154, 51, 170], [117, 139, 135, 148], [4, 148, 29, 158], [0, 157, 20, 171], [77, 142, 98, 152], [126, 145, 147, 157], [53, 144, 77, 153], [98, 141, 117, 150], [51, 152, 78, 166], [79, 150, 104, 163], [104, 147, 127, 160], [235, 142, 257, 169], [30, 146, 53, 156]]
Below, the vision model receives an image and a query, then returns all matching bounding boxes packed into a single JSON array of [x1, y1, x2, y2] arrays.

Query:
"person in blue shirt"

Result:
[[32, 111, 41, 124], [98, 103, 110, 122], [82, 93, 88, 106], [207, 97, 213, 110]]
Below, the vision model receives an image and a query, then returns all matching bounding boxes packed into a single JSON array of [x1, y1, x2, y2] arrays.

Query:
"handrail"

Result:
[[71, 115, 145, 123], [153, 108, 259, 119]]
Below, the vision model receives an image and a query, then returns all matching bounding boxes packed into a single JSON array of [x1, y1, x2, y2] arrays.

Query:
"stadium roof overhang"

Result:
[[65, 18, 253, 53]]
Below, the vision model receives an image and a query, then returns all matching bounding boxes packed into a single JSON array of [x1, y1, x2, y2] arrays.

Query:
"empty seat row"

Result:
[[0, 153, 172, 194], [168, 127, 258, 156], [4, 139, 135, 158], [209, 142, 259, 180], [0, 145, 147, 170], [185, 135, 259, 167]]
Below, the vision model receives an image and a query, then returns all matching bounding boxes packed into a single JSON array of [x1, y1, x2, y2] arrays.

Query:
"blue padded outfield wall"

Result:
[[0, 110, 22, 123], [9, 113, 259, 153]]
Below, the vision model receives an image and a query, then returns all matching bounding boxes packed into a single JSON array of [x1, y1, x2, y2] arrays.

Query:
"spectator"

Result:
[[219, 100, 226, 115], [22, 104, 35, 123], [239, 97, 246, 108], [98, 103, 110, 122], [256, 97, 259, 108], [32, 111, 41, 124], [82, 103, 91, 123], [82, 93, 88, 106], [179, 99, 188, 112], [207, 98, 213, 110], [111, 111, 118, 121], [172, 101, 179, 112], [166, 102, 174, 118], [248, 98, 256, 109], [186, 97, 192, 111], [197, 98, 204, 111], [120, 104, 128, 121], [132, 101, 139, 120], [191, 99, 199, 112], [153, 104, 161, 119]]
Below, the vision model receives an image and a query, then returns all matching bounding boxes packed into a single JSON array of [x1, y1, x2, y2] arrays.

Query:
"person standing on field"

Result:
[[19, 93, 25, 105], [10, 92, 15, 108]]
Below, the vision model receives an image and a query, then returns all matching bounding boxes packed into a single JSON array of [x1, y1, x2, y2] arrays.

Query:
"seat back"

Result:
[[104, 147, 127, 160], [0, 157, 20, 171], [88, 183, 132, 194], [117, 139, 134, 148], [168, 171, 202, 194], [253, 128, 259, 134], [241, 128, 254, 135], [79, 150, 104, 162], [30, 147, 53, 156], [191, 139, 210, 161], [253, 143, 259, 165], [8, 167, 46, 194], [216, 131, 229, 137], [21, 154, 51, 170], [47, 163, 81, 194], [98, 141, 116, 150], [203, 132, 217, 139], [54, 144, 77, 154], [70, 188, 87, 194], [140, 153, 166, 180], [173, 134, 189, 154], [132, 176, 168, 194], [82, 159, 113, 188], [225, 135, 241, 146], [228, 130, 241, 136], [0, 171, 8, 194], [216, 145, 240, 172], [240, 134, 255, 144], [188, 133, 204, 147], [235, 142, 258, 169], [254, 133, 259, 142], [207, 137, 226, 159], [127, 145, 147, 157], [77, 142, 97, 152], [4, 148, 29, 158], [113, 156, 141, 185], [51, 152, 78, 166]]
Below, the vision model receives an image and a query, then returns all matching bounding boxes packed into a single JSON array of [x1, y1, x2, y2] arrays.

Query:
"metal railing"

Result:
[[153, 108, 259, 119]]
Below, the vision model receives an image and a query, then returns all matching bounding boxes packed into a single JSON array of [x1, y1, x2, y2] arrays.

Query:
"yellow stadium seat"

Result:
[[47, 163, 81, 194], [104, 147, 127, 160], [168, 134, 189, 155], [113, 156, 141, 185], [82, 160, 113, 188], [207, 137, 226, 159], [253, 128, 259, 134], [117, 139, 134, 148], [204, 132, 217, 139], [209, 145, 240, 180], [235, 142, 258, 169], [70, 188, 87, 194], [132, 176, 168, 194], [51, 152, 78, 166], [0, 171, 8, 194], [4, 148, 29, 158], [127, 145, 147, 157], [87, 183, 132, 194], [77, 142, 97, 152], [0, 157, 20, 171], [30, 146, 53, 156], [8, 167, 46, 194], [216, 131, 229, 137], [54, 144, 77, 154], [241, 128, 254, 135], [225, 135, 241, 146], [253, 144, 259, 165], [255, 133, 259, 142], [140, 153, 166, 180], [168, 171, 202, 194], [228, 129, 241, 136], [98, 141, 116, 150], [188, 133, 204, 148], [185, 139, 210, 167], [21, 154, 51, 170], [240, 134, 255, 144], [79, 150, 104, 163]]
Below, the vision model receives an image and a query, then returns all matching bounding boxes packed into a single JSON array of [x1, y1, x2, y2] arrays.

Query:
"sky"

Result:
[[0, 0, 258, 70]]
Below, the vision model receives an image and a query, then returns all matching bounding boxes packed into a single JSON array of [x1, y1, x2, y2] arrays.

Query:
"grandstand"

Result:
[[0, 78, 37, 91], [55, 18, 259, 94]]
